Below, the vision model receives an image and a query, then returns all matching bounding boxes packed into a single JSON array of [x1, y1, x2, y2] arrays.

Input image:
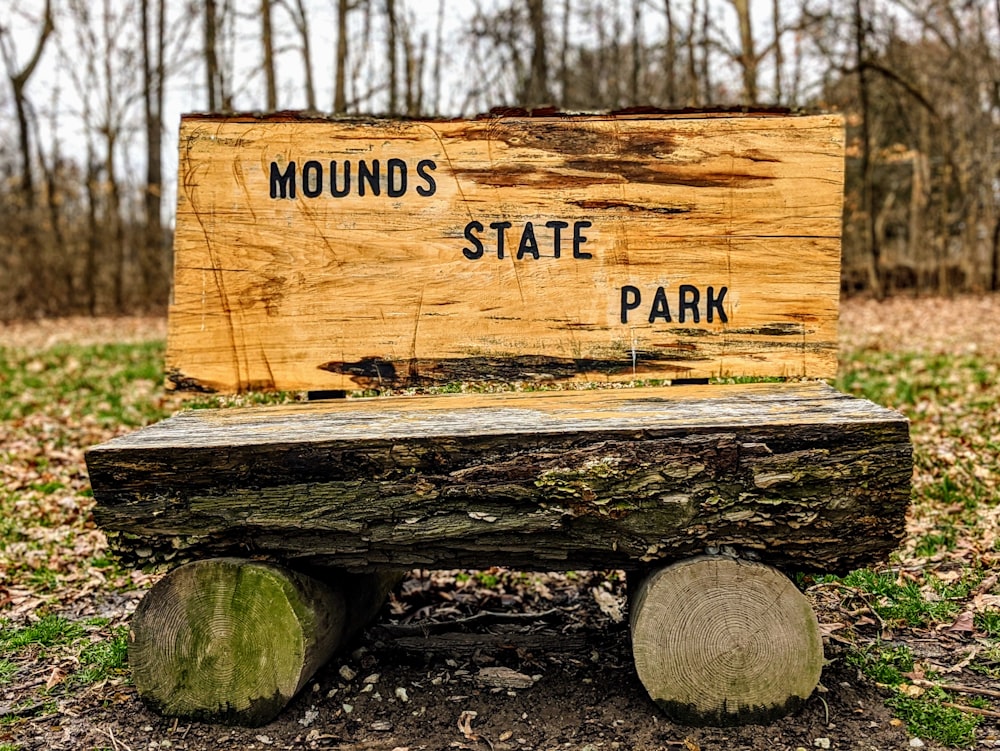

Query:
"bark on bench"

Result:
[[86, 381, 911, 576]]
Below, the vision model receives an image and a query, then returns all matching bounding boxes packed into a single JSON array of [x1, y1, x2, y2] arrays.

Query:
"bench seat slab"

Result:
[[85, 382, 911, 574]]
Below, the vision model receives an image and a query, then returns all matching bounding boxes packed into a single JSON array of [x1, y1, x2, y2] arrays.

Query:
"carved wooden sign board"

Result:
[[168, 112, 844, 393]]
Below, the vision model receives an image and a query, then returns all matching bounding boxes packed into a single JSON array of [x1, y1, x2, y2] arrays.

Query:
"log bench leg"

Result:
[[630, 555, 823, 726], [128, 558, 398, 726]]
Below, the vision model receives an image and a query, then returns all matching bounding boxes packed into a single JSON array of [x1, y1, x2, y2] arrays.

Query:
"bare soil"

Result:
[[15, 575, 922, 751]]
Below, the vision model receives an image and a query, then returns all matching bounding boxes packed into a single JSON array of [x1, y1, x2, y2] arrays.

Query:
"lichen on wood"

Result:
[[86, 382, 911, 575]]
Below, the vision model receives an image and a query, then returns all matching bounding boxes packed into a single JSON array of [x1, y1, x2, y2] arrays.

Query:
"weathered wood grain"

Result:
[[167, 113, 844, 392], [85, 382, 911, 574], [129, 559, 399, 726], [630, 556, 823, 725]]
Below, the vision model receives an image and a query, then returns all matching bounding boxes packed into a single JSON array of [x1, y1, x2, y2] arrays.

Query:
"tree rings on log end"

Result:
[[630, 555, 823, 726], [129, 558, 346, 726]]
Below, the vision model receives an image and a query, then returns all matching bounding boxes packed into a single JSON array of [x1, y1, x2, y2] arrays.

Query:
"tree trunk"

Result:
[[262, 0, 277, 111], [431, 0, 445, 114], [2, 0, 54, 212], [204, 0, 221, 110], [141, 0, 165, 306], [386, 0, 397, 114], [772, 0, 782, 103], [629, 0, 642, 105], [854, 0, 881, 298], [290, 0, 317, 110], [731, 0, 757, 104], [87, 382, 911, 576], [524, 0, 551, 107], [129, 558, 399, 725], [334, 0, 349, 113], [630, 555, 823, 725], [663, 0, 677, 105]]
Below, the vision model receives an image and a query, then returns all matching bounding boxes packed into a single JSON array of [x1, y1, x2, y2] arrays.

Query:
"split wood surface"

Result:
[[86, 382, 911, 575], [168, 113, 844, 392], [630, 556, 824, 725]]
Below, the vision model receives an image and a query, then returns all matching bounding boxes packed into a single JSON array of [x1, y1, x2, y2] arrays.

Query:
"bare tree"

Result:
[[141, 0, 167, 304], [662, 0, 678, 104], [205, 0, 221, 109], [334, 0, 349, 112], [772, 0, 783, 102], [386, 0, 398, 113], [630, 0, 643, 105], [524, 0, 551, 107], [431, 0, 445, 113], [280, 0, 317, 110], [0, 0, 55, 211], [730, 0, 758, 104], [262, 0, 277, 110]]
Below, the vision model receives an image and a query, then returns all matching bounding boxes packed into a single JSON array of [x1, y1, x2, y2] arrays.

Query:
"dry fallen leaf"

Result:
[[947, 610, 976, 633], [45, 667, 66, 690], [591, 585, 624, 623]]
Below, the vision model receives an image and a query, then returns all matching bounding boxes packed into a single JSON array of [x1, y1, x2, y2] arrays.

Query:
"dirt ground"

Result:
[[4, 295, 1000, 750], [14, 575, 924, 751]]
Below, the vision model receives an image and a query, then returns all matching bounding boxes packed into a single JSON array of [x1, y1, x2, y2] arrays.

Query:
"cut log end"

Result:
[[630, 556, 823, 726], [129, 558, 399, 726]]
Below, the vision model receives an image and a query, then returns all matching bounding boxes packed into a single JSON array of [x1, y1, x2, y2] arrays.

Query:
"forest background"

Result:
[[2, 0, 1000, 320]]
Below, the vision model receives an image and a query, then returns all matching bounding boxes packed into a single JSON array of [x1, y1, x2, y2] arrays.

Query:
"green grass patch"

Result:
[[74, 626, 129, 685], [0, 659, 17, 686], [975, 611, 1000, 638], [846, 641, 914, 685], [849, 641, 980, 747], [0, 615, 84, 653], [887, 692, 980, 748], [0, 340, 168, 426], [840, 569, 961, 628]]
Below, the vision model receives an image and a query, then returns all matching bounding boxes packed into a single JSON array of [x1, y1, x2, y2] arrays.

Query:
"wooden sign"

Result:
[[167, 112, 844, 392]]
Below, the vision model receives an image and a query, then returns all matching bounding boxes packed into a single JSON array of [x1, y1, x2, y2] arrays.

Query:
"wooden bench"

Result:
[[85, 111, 912, 728]]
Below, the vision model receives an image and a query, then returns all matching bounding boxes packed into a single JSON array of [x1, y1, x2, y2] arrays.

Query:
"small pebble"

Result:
[[395, 687, 409, 703], [339, 665, 357, 682], [814, 739, 831, 750], [910, 740, 925, 748]]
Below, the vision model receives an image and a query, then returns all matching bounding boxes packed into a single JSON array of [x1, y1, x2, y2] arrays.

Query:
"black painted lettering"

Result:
[[387, 158, 407, 198], [358, 160, 381, 196], [269, 160, 296, 199], [679, 284, 700, 323], [620, 286, 642, 324], [545, 220, 568, 258], [416, 159, 437, 196], [517, 222, 540, 260], [707, 286, 728, 323], [648, 286, 673, 323], [489, 221, 512, 259], [463, 221, 484, 260], [573, 220, 592, 259], [330, 161, 351, 197], [302, 160, 323, 198]]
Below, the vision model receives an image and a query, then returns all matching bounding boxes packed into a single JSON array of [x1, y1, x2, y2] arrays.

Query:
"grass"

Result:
[[847, 642, 981, 747], [74, 626, 129, 685], [0, 341, 168, 427], [0, 614, 84, 652], [831, 344, 1000, 747]]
